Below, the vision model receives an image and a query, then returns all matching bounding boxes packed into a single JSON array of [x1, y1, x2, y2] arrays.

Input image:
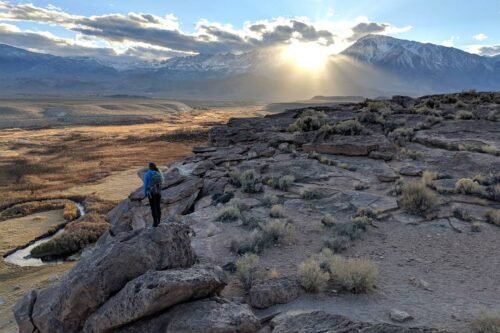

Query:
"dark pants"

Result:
[[148, 193, 162, 227]]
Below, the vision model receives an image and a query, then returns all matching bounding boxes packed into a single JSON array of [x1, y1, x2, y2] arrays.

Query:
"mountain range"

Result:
[[0, 34, 499, 100]]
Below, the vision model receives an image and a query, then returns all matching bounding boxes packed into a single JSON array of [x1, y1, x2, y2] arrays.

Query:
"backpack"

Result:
[[149, 171, 163, 196]]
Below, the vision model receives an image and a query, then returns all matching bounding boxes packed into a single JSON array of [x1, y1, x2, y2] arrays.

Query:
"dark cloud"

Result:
[[347, 22, 390, 42], [0, 24, 116, 57]]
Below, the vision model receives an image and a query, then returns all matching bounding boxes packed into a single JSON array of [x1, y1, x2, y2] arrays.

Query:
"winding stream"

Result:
[[4, 203, 85, 267]]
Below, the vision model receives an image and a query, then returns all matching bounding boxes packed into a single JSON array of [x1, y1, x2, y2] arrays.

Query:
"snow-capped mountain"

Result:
[[0, 35, 498, 99], [342, 34, 496, 71]]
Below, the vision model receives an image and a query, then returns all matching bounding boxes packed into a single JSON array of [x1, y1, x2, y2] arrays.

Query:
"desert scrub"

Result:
[[338, 163, 356, 171], [301, 187, 325, 200], [267, 175, 295, 191], [327, 255, 378, 293], [217, 206, 241, 222], [455, 178, 482, 194], [471, 222, 482, 233], [481, 145, 498, 155], [472, 309, 500, 333], [330, 119, 366, 135], [63, 202, 80, 221], [400, 182, 438, 218], [240, 170, 263, 193], [298, 258, 330, 292], [228, 170, 242, 187], [324, 235, 350, 253], [321, 213, 336, 227], [288, 109, 325, 132], [259, 219, 294, 246], [414, 106, 442, 117], [236, 254, 260, 290], [353, 181, 369, 191], [484, 210, 500, 226], [262, 194, 279, 207], [422, 170, 439, 185], [456, 110, 474, 120], [270, 204, 285, 218], [31, 221, 110, 258], [357, 110, 384, 124], [486, 111, 499, 122], [400, 148, 423, 160], [388, 127, 414, 145], [455, 100, 467, 108], [453, 208, 472, 222]]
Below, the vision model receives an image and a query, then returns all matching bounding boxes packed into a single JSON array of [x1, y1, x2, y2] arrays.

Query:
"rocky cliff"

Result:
[[14, 91, 500, 332]]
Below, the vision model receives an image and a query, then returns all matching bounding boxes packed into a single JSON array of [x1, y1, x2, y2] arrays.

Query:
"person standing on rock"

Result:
[[144, 162, 164, 227]]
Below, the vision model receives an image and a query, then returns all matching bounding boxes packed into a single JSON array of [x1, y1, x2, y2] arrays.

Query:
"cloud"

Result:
[[441, 35, 459, 47], [472, 33, 488, 41], [347, 20, 412, 42], [0, 0, 413, 61]]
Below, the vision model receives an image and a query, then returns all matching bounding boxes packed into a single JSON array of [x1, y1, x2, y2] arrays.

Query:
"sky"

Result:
[[0, 0, 499, 62]]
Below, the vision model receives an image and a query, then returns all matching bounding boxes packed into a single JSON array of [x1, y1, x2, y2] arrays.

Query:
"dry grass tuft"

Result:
[[298, 258, 330, 292], [327, 255, 378, 293], [400, 182, 438, 218], [472, 309, 500, 333], [485, 210, 500, 226], [63, 202, 80, 221], [270, 204, 285, 218], [217, 206, 241, 222], [236, 253, 260, 290]]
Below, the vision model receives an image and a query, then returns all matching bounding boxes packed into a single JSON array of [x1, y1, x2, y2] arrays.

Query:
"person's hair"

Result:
[[149, 162, 159, 172]]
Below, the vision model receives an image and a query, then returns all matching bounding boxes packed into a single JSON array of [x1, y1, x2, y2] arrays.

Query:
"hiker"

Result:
[[143, 162, 164, 227]]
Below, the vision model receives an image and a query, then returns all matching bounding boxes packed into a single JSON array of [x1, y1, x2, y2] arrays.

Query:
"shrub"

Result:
[[321, 213, 336, 227], [31, 221, 110, 258], [288, 110, 326, 132], [471, 222, 481, 233], [388, 127, 414, 145], [455, 178, 482, 194], [357, 110, 384, 124], [331, 119, 365, 135], [231, 229, 263, 254], [259, 219, 293, 246], [472, 309, 500, 333], [267, 175, 295, 191], [422, 170, 439, 185], [327, 255, 378, 293], [353, 181, 369, 191], [324, 235, 350, 253], [63, 202, 80, 221], [319, 156, 335, 166], [456, 110, 474, 120], [217, 206, 241, 222], [487, 111, 499, 121], [298, 259, 330, 292], [455, 100, 467, 108], [228, 170, 242, 187], [400, 182, 438, 218], [485, 210, 500, 226], [400, 148, 423, 160], [240, 170, 263, 193], [441, 95, 457, 104], [481, 145, 498, 155], [333, 219, 367, 240], [262, 194, 279, 207], [301, 188, 324, 200], [236, 254, 260, 290], [270, 204, 285, 218], [453, 208, 472, 222]]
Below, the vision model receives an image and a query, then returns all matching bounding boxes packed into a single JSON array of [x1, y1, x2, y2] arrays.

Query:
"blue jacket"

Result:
[[144, 169, 162, 197]]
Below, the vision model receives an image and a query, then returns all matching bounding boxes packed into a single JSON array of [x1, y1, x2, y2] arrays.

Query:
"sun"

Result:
[[285, 42, 330, 70]]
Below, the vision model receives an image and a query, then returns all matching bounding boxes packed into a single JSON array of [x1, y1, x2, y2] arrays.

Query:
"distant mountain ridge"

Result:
[[0, 35, 499, 99]]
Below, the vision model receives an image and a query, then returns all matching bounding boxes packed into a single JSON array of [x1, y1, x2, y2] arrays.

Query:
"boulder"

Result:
[[83, 266, 227, 333], [15, 224, 196, 333], [390, 309, 414, 323], [271, 311, 447, 333], [166, 300, 260, 333], [248, 277, 302, 309], [13, 289, 37, 333]]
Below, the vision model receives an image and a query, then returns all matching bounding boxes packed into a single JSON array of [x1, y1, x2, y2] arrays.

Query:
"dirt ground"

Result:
[[0, 101, 267, 332]]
